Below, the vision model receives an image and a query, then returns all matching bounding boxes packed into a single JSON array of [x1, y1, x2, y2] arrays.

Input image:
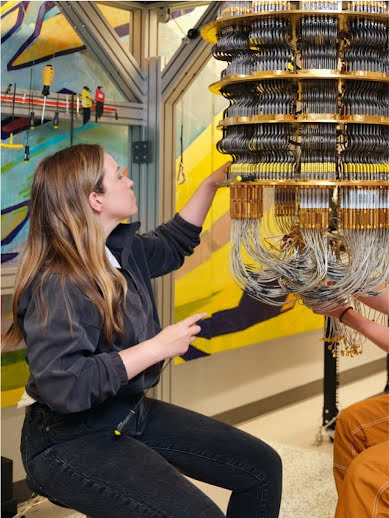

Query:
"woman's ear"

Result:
[[88, 191, 104, 213]]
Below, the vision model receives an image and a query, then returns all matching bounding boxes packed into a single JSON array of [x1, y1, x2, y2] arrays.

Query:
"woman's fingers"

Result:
[[181, 313, 207, 327]]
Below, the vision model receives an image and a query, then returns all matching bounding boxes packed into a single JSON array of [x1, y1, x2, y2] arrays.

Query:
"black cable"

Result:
[[114, 358, 173, 437]]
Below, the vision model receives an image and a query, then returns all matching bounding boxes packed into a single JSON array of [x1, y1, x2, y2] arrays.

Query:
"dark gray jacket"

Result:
[[18, 214, 202, 414]]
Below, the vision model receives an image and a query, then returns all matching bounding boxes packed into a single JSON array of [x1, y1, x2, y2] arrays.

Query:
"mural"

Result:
[[1, 0, 130, 264], [2, 1, 128, 84]]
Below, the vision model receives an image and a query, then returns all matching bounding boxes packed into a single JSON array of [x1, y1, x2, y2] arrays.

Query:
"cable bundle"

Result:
[[250, 17, 295, 72], [212, 24, 250, 61], [219, 1, 292, 17], [249, 17, 292, 47], [217, 125, 253, 156], [340, 124, 389, 181], [249, 123, 295, 179], [252, 1, 291, 12], [257, 80, 297, 114], [221, 80, 297, 118], [300, 124, 337, 180], [301, 1, 340, 9], [301, 79, 338, 114], [297, 16, 339, 70], [342, 81, 389, 117], [221, 83, 258, 118], [218, 1, 252, 18], [343, 18, 388, 74], [222, 52, 253, 77], [219, 124, 295, 181]]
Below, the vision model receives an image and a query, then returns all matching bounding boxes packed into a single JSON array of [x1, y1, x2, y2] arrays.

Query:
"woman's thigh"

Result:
[[27, 430, 224, 518], [137, 398, 282, 496]]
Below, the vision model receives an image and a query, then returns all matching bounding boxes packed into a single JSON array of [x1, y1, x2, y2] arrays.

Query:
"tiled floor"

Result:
[[16, 371, 387, 517]]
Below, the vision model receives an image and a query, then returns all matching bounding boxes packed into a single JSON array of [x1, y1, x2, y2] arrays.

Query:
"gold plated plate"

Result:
[[217, 180, 389, 188], [217, 114, 389, 128], [201, 10, 389, 44], [210, 71, 389, 95]]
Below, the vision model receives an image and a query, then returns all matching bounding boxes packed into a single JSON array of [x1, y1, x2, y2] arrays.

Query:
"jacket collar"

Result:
[[106, 221, 141, 251]]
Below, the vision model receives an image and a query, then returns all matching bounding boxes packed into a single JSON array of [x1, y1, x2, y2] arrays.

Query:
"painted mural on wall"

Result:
[[2, 0, 130, 265], [169, 12, 323, 363], [1, 0, 130, 407]]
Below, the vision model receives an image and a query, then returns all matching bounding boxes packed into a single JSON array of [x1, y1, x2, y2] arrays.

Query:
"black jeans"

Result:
[[21, 396, 282, 518]]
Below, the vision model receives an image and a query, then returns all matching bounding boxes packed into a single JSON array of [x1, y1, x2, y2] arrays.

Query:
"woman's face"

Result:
[[100, 152, 138, 222]]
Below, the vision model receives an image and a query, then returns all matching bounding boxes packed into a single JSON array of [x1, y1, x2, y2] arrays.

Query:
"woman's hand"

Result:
[[203, 161, 232, 190], [312, 303, 349, 320], [178, 161, 232, 227], [149, 313, 207, 360]]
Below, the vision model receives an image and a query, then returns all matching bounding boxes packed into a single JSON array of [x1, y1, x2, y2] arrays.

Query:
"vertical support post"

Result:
[[129, 7, 165, 399], [323, 316, 339, 436], [130, 57, 161, 233], [130, 8, 159, 70], [153, 99, 175, 403]]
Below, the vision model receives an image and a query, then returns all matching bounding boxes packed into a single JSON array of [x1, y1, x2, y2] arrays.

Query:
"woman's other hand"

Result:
[[150, 313, 207, 360]]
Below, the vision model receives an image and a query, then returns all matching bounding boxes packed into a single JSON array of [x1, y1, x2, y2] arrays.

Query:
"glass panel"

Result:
[[174, 57, 230, 363], [1, 119, 128, 266], [1, 1, 127, 101], [1, 1, 130, 267], [159, 5, 208, 68], [96, 3, 130, 45]]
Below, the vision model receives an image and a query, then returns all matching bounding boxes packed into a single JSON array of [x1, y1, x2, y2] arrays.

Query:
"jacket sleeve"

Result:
[[23, 276, 128, 414], [138, 213, 202, 278]]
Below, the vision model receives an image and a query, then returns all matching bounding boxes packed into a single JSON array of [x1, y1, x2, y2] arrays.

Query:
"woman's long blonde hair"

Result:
[[5, 144, 128, 347]]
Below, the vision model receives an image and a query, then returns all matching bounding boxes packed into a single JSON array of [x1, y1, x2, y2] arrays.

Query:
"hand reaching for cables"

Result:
[[312, 302, 352, 322]]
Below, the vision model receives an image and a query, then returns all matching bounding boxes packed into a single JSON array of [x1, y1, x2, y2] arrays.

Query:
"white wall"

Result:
[[172, 329, 386, 416]]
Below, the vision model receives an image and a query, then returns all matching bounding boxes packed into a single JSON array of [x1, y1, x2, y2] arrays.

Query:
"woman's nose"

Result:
[[128, 177, 134, 188]]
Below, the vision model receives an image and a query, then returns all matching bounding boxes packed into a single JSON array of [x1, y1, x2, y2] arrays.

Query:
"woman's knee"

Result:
[[269, 446, 282, 476], [250, 441, 282, 485]]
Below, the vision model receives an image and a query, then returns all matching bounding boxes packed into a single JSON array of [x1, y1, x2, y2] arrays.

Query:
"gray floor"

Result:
[[15, 371, 386, 518]]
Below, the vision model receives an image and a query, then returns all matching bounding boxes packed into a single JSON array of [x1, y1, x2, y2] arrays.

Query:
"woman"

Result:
[[313, 286, 389, 518], [5, 144, 282, 518]]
